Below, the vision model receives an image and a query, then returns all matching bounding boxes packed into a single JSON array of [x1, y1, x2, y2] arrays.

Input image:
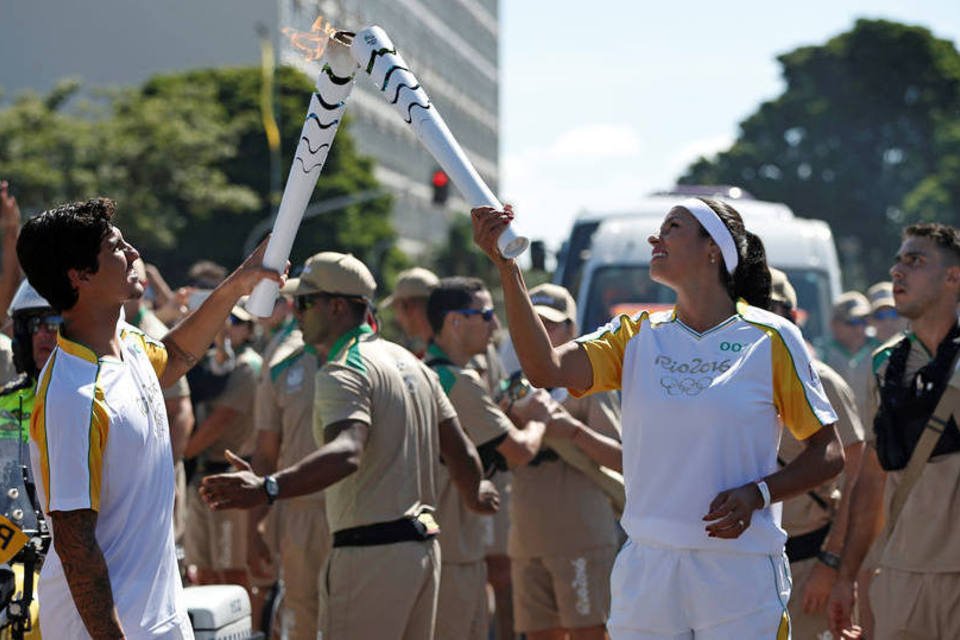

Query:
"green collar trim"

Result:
[[327, 324, 374, 363]]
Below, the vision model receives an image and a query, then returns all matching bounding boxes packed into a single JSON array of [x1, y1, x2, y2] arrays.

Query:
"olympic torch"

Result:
[[247, 30, 359, 317], [351, 26, 528, 259]]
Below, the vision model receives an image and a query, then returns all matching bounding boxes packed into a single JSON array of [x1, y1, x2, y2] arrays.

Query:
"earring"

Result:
[[710, 255, 716, 264]]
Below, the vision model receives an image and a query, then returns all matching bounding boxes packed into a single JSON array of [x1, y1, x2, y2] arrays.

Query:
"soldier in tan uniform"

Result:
[[249, 320, 327, 640], [817, 292, 881, 425], [505, 283, 623, 640], [425, 276, 554, 640], [867, 281, 909, 343], [200, 252, 498, 640], [184, 305, 262, 592], [769, 269, 867, 638], [829, 223, 960, 639], [381, 266, 439, 358]]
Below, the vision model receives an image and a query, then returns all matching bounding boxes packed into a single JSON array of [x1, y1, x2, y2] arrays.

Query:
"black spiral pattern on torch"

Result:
[[300, 136, 330, 155], [322, 63, 354, 85]]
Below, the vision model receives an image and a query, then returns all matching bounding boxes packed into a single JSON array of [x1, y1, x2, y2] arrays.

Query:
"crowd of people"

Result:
[[0, 178, 957, 640]]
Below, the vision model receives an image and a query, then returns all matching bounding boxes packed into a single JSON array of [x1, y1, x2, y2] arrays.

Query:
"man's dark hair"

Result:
[[697, 197, 772, 310], [427, 277, 486, 334], [904, 223, 960, 266], [17, 198, 116, 312]]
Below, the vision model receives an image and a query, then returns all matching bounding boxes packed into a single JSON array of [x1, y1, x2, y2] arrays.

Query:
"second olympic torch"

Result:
[[351, 26, 528, 259], [248, 31, 358, 317]]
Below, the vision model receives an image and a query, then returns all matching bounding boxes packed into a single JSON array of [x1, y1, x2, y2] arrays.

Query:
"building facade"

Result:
[[2, 0, 500, 254]]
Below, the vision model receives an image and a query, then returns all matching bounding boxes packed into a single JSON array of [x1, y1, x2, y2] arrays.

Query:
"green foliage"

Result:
[[0, 66, 395, 284], [680, 19, 960, 285], [431, 212, 501, 287]]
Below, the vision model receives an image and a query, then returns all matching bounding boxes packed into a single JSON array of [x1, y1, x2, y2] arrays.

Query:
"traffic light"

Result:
[[431, 169, 449, 206]]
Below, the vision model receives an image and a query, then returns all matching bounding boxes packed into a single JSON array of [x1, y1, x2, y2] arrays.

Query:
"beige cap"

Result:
[[867, 281, 895, 312], [529, 283, 577, 324], [281, 252, 376, 300], [768, 268, 798, 310], [380, 267, 439, 307], [832, 291, 871, 321]]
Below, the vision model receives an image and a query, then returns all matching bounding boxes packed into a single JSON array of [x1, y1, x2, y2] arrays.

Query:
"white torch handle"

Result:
[[248, 34, 358, 317], [352, 26, 528, 259]]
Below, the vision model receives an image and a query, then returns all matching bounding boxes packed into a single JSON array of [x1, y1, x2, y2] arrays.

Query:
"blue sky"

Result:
[[499, 1, 960, 251]]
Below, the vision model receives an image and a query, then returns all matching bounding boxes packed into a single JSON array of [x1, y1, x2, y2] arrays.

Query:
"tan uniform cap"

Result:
[[380, 267, 440, 307], [832, 291, 871, 321], [528, 283, 577, 324], [769, 268, 798, 310], [867, 281, 895, 312], [281, 252, 376, 300]]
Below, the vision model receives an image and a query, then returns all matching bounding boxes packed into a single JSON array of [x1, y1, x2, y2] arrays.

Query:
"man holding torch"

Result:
[[15, 197, 284, 639]]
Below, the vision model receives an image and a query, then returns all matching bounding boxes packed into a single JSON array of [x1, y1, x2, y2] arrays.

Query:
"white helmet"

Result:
[[8, 280, 52, 316]]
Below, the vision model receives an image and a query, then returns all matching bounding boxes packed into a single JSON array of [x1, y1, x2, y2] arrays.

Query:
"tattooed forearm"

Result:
[[162, 337, 199, 384], [51, 509, 126, 639]]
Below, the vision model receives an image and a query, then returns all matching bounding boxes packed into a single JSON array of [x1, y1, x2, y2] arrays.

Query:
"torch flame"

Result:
[[281, 16, 339, 61]]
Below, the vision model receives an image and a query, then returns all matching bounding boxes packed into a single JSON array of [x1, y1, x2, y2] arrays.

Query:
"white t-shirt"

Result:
[[575, 301, 837, 555], [30, 323, 193, 639]]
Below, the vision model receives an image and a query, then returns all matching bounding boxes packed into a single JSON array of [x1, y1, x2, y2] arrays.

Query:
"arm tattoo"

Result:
[[51, 510, 126, 639], [165, 337, 198, 369]]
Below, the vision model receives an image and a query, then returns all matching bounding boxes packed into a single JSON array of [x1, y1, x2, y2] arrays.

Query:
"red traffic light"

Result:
[[431, 170, 449, 188]]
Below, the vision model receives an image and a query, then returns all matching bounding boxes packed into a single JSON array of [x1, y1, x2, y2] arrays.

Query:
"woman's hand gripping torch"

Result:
[[247, 31, 358, 317], [351, 26, 528, 259]]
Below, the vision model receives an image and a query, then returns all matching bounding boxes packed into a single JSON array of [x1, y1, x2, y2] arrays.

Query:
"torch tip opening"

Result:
[[333, 31, 355, 46]]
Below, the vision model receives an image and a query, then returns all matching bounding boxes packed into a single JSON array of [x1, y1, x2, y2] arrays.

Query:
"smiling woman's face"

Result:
[[647, 207, 714, 288]]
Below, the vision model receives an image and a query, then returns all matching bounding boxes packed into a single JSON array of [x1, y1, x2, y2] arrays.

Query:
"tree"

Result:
[[680, 19, 960, 285], [0, 66, 397, 284]]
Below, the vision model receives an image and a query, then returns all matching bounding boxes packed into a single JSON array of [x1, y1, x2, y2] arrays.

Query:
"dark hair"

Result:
[[17, 198, 116, 312], [904, 223, 960, 266], [696, 197, 771, 310], [427, 277, 486, 334]]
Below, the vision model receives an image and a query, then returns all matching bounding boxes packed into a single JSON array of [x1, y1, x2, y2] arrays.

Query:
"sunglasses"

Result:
[[844, 317, 868, 327], [451, 307, 495, 322], [228, 314, 251, 326], [294, 292, 365, 312], [872, 308, 899, 321], [27, 315, 62, 335], [294, 293, 325, 312]]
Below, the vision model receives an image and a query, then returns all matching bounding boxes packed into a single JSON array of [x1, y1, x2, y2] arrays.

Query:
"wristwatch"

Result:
[[263, 475, 280, 505], [817, 550, 841, 570]]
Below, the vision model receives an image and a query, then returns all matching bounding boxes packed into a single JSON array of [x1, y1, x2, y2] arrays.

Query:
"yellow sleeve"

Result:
[[122, 325, 168, 379], [769, 329, 836, 440], [572, 312, 646, 397]]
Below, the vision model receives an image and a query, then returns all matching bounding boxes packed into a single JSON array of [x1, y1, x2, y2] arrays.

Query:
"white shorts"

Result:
[[608, 538, 792, 639]]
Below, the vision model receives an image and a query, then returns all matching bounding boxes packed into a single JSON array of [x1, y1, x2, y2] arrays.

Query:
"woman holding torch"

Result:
[[472, 200, 845, 639]]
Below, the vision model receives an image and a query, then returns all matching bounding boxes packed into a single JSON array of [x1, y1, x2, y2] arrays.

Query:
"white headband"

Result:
[[681, 198, 739, 274]]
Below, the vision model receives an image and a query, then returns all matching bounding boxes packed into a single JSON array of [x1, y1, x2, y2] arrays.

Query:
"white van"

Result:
[[556, 191, 842, 344]]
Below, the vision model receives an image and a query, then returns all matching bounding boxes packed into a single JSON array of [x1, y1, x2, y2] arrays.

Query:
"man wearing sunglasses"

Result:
[[818, 291, 881, 425], [424, 276, 551, 640], [201, 251, 497, 640], [868, 281, 909, 342]]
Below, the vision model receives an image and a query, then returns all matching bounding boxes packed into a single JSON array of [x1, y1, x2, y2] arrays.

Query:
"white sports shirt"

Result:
[[30, 323, 193, 639], [575, 301, 837, 555]]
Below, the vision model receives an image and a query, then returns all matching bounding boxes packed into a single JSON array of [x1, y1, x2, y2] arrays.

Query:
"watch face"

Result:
[[265, 476, 279, 500]]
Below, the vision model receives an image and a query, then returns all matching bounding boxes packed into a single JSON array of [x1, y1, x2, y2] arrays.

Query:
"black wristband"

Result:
[[817, 550, 841, 570]]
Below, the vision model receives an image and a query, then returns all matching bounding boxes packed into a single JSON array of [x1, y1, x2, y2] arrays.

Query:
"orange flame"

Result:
[[281, 16, 338, 61]]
